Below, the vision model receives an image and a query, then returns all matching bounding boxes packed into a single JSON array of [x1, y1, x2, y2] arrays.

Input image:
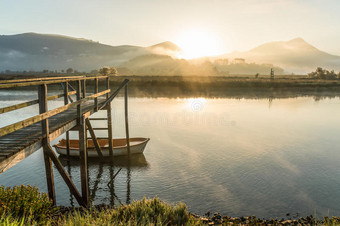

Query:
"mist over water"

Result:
[[1, 92, 340, 218]]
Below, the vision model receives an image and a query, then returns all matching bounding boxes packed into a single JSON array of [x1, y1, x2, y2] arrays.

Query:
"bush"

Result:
[[307, 67, 338, 80], [59, 197, 200, 225], [0, 185, 56, 223]]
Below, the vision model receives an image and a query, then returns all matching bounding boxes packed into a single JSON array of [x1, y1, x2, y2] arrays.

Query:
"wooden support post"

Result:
[[82, 79, 86, 99], [126, 167, 131, 204], [79, 115, 89, 206], [85, 119, 104, 158], [125, 85, 131, 156], [76, 80, 82, 124], [94, 78, 98, 111], [81, 80, 88, 147], [38, 84, 56, 205], [107, 102, 113, 157], [44, 144, 86, 207], [106, 77, 113, 157], [63, 82, 70, 157]]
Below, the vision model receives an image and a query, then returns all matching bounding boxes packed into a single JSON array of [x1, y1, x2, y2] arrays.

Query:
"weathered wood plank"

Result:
[[45, 144, 86, 207], [0, 76, 85, 84], [0, 89, 110, 137], [0, 76, 108, 89], [85, 119, 103, 158], [79, 116, 89, 206], [0, 90, 77, 115]]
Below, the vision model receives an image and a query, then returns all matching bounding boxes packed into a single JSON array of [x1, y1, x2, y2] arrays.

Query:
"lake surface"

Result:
[[1, 91, 340, 218]]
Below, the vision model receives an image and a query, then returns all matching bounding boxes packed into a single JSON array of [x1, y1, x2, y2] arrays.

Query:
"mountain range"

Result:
[[222, 38, 340, 74], [1, 32, 340, 74]]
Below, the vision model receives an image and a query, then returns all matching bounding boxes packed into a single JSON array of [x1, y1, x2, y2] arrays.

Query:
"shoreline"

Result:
[[56, 203, 340, 225]]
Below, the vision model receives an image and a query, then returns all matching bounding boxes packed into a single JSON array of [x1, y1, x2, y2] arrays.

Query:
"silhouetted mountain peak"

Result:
[[149, 41, 181, 51]]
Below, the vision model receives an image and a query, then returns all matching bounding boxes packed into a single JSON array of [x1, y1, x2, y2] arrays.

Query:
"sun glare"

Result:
[[174, 29, 225, 59]]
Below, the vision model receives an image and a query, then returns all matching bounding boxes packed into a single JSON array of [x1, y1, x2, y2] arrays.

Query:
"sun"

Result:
[[174, 29, 225, 59]]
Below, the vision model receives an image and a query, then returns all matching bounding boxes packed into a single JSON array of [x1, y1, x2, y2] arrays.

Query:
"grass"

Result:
[[2, 185, 340, 225], [0, 185, 201, 225]]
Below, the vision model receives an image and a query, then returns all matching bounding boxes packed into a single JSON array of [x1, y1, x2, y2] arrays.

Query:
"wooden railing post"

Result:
[[106, 76, 113, 157], [38, 84, 56, 205], [76, 79, 89, 207], [76, 80, 82, 124], [79, 114, 89, 206], [124, 85, 130, 157], [94, 78, 98, 111], [63, 82, 70, 157]]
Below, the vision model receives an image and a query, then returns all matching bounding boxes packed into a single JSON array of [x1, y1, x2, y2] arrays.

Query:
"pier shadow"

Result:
[[58, 154, 149, 207]]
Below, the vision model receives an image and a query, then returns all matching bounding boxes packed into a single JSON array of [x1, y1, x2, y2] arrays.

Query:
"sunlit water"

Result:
[[1, 91, 340, 218]]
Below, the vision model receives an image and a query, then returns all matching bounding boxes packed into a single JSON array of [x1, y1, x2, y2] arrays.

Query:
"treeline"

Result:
[[307, 67, 340, 80], [116, 54, 285, 76]]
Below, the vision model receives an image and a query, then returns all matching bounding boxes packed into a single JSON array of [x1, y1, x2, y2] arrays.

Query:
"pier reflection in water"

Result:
[[58, 154, 149, 207]]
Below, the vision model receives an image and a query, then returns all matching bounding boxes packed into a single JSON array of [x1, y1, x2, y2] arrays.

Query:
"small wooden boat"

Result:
[[54, 137, 150, 157]]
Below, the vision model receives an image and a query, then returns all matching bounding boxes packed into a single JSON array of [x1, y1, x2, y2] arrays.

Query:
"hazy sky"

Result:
[[1, 0, 340, 55]]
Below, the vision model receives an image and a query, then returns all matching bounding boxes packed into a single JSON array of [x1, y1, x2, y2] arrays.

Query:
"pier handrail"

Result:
[[0, 89, 110, 137], [0, 76, 108, 114], [0, 76, 108, 89], [100, 79, 129, 110], [0, 76, 85, 84]]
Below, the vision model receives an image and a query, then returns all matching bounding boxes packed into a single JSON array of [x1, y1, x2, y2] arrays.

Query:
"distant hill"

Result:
[[119, 54, 218, 76], [1, 33, 340, 75], [0, 33, 150, 71], [223, 38, 340, 73]]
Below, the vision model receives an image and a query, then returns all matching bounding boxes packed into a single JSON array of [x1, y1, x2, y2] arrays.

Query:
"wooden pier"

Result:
[[0, 76, 130, 207]]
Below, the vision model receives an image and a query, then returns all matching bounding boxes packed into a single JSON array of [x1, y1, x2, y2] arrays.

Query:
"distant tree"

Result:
[[255, 73, 259, 79], [109, 67, 118, 76], [307, 67, 338, 80], [99, 67, 110, 76], [66, 68, 73, 74], [98, 66, 118, 76]]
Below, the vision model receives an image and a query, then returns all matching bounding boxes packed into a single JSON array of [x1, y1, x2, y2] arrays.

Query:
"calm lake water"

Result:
[[1, 91, 340, 218]]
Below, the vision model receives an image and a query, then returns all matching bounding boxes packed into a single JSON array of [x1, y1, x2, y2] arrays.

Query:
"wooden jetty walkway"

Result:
[[0, 76, 130, 207]]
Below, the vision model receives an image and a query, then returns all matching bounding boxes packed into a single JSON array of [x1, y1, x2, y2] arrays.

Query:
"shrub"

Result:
[[0, 185, 56, 223], [308, 67, 338, 80], [59, 197, 200, 225]]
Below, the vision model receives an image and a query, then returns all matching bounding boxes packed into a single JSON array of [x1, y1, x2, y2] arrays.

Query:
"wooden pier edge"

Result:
[[0, 76, 130, 207]]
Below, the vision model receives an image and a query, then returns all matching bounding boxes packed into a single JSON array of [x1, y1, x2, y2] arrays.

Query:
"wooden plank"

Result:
[[0, 76, 108, 89], [0, 141, 42, 174], [88, 128, 108, 130], [0, 76, 85, 84], [85, 119, 103, 158], [0, 91, 76, 114], [89, 118, 107, 120], [45, 144, 86, 207], [63, 81, 70, 157], [0, 89, 110, 137], [38, 84, 56, 205], [100, 79, 129, 110]]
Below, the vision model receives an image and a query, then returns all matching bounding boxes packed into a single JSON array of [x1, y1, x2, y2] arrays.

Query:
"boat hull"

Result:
[[53, 138, 150, 157]]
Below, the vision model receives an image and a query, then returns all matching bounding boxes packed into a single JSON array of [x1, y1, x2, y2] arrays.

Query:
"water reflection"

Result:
[[58, 154, 149, 207]]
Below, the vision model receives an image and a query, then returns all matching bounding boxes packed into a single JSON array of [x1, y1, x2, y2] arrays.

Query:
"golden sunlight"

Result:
[[185, 98, 207, 112], [174, 29, 225, 59]]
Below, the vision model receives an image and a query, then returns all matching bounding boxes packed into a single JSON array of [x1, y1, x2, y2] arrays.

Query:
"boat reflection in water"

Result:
[[58, 154, 149, 207]]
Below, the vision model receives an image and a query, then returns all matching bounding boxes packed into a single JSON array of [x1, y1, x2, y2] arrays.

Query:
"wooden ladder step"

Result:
[[87, 128, 108, 130]]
